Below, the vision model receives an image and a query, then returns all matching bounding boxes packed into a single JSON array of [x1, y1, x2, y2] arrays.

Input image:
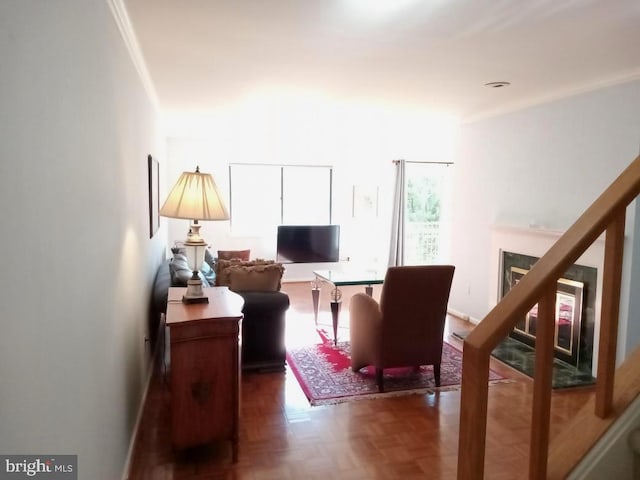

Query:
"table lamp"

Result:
[[160, 166, 229, 303]]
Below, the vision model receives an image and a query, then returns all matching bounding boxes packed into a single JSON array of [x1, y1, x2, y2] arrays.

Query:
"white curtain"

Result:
[[388, 159, 406, 266]]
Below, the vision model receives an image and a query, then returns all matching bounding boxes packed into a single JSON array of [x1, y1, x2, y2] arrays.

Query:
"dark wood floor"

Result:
[[128, 282, 593, 479]]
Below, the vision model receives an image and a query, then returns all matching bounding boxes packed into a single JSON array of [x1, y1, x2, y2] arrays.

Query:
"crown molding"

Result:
[[462, 68, 640, 125], [107, 0, 159, 110]]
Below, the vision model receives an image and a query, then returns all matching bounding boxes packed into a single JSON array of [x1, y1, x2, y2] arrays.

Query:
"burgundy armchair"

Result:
[[349, 265, 455, 392]]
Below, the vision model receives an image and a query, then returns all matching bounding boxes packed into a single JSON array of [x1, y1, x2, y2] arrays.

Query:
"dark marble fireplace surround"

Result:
[[491, 251, 597, 388]]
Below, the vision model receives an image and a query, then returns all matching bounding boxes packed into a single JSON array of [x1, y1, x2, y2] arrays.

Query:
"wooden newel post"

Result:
[[457, 345, 490, 479]]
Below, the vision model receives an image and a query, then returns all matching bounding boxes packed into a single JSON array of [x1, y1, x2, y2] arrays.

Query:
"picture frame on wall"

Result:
[[148, 154, 159, 238], [506, 263, 584, 366], [352, 185, 379, 218]]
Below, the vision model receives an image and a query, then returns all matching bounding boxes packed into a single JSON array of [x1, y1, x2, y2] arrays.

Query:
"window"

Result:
[[404, 162, 452, 264], [229, 164, 333, 234]]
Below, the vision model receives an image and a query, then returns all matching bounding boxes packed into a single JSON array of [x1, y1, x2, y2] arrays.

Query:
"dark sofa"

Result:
[[150, 258, 290, 372]]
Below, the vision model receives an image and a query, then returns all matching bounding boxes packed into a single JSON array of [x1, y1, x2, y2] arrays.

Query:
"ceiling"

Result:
[[124, 0, 640, 122]]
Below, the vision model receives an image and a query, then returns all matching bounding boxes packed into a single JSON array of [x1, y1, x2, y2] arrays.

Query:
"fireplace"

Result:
[[488, 225, 605, 383], [501, 251, 597, 371]]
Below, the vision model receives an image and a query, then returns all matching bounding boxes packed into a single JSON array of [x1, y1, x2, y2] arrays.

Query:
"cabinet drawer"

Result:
[[169, 319, 240, 342]]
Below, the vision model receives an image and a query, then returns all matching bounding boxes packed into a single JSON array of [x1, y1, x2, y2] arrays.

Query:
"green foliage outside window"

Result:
[[407, 176, 441, 222]]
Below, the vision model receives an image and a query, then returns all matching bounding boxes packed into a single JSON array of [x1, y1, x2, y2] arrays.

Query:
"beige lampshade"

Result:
[[159, 167, 229, 221]]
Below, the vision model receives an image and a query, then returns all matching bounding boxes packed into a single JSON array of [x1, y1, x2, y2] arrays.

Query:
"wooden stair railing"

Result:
[[457, 154, 640, 479]]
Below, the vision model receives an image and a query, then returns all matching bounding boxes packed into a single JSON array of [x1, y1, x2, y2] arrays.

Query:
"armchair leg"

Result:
[[434, 364, 441, 387], [376, 368, 384, 392]]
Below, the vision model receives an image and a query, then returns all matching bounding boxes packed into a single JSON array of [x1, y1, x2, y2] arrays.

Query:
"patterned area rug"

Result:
[[286, 330, 508, 406]]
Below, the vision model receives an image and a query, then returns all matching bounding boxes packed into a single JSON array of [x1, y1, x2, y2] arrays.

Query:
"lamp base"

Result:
[[182, 273, 208, 304], [182, 295, 209, 304]]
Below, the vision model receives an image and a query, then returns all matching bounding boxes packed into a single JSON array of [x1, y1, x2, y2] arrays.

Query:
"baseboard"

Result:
[[447, 308, 481, 325], [120, 314, 165, 480], [242, 360, 286, 373], [282, 277, 314, 284]]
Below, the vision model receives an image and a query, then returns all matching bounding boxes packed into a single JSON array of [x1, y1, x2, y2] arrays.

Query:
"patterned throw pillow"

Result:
[[217, 249, 251, 261], [200, 259, 216, 285], [215, 258, 275, 287], [169, 253, 210, 287], [227, 263, 285, 292], [204, 247, 216, 270]]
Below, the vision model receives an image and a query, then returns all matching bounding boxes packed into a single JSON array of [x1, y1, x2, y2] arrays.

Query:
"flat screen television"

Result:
[[276, 225, 340, 263]]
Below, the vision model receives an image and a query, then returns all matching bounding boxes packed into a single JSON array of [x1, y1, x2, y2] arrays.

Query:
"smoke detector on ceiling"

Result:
[[484, 81, 511, 88]]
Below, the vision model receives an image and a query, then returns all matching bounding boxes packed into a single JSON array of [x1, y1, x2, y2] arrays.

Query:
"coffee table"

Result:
[[312, 269, 385, 345]]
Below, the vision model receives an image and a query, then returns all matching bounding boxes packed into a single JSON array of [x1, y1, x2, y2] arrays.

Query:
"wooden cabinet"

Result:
[[166, 287, 244, 461]]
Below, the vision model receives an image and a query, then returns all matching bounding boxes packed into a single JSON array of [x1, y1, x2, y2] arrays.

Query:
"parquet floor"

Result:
[[128, 282, 593, 479]]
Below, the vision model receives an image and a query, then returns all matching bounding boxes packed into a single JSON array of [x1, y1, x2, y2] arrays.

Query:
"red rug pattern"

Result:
[[286, 330, 507, 405]]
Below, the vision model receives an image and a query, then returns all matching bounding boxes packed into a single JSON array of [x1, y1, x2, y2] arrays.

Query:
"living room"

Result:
[[2, 1, 640, 479]]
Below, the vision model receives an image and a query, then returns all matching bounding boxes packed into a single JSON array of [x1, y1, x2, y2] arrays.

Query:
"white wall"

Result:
[[163, 98, 458, 280], [450, 79, 640, 357], [0, 2, 164, 478], [624, 204, 640, 355], [164, 80, 640, 355]]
